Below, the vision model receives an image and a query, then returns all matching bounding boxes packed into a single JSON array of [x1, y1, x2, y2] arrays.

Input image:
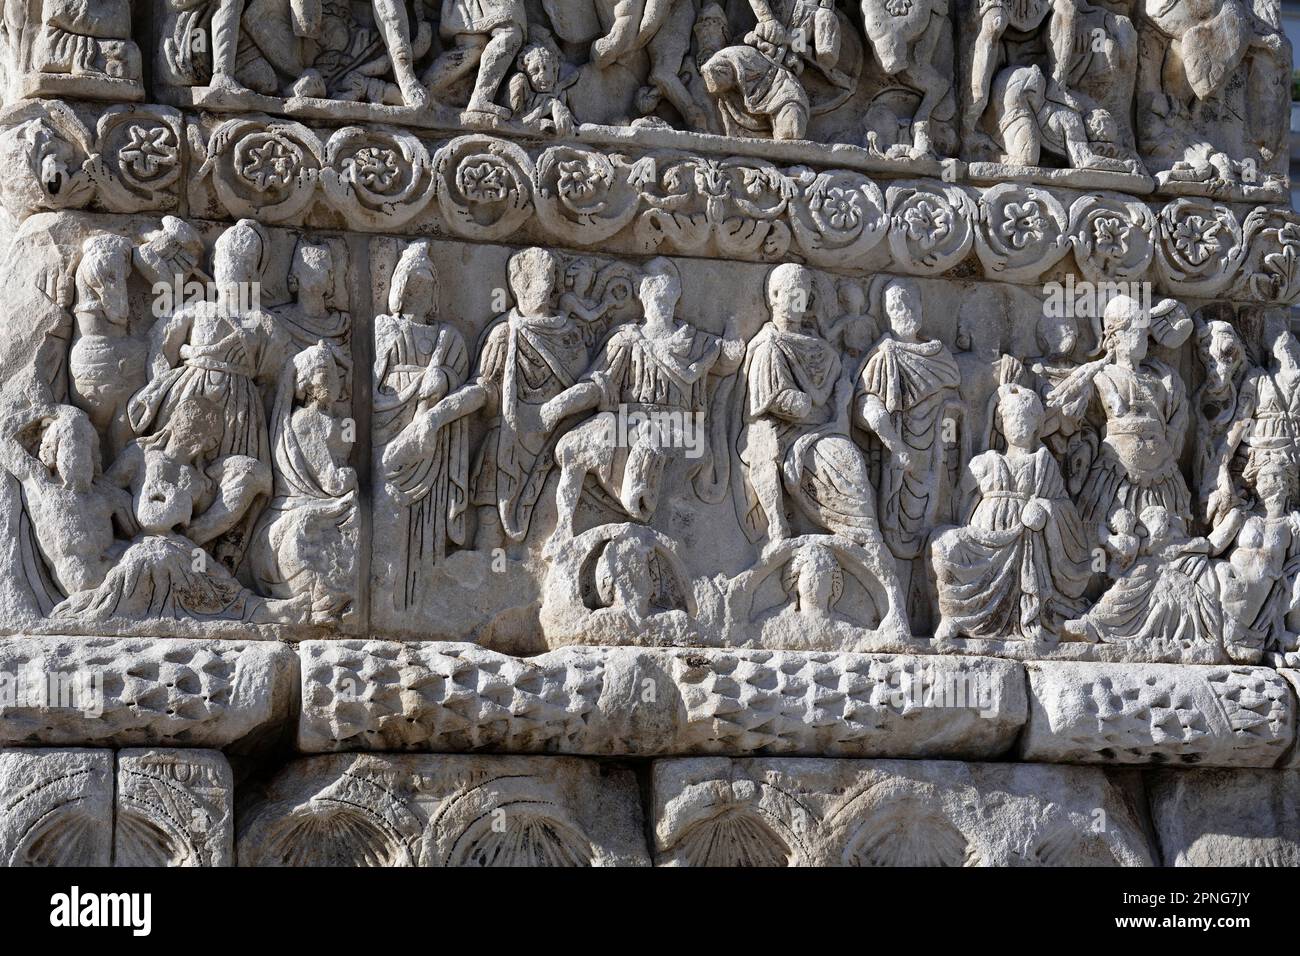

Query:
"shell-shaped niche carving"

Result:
[[451, 812, 593, 868], [1029, 825, 1122, 867], [674, 807, 794, 868], [840, 804, 977, 867], [114, 812, 191, 867], [12, 806, 103, 867], [426, 775, 595, 867], [256, 806, 416, 867]]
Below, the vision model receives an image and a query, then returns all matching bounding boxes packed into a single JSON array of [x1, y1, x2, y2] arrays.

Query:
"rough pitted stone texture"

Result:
[[1021, 662, 1296, 768], [0, 637, 298, 749], [652, 757, 1156, 866], [115, 749, 233, 866], [1148, 769, 1300, 866], [0, 748, 113, 866], [236, 754, 648, 867], [298, 640, 1026, 759], [0, 0, 1296, 867]]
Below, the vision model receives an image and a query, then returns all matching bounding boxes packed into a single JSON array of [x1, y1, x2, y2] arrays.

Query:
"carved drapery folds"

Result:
[[0, 8, 1298, 676]]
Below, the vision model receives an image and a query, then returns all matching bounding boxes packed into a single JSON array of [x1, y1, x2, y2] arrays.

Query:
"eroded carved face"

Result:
[[509, 248, 558, 315], [884, 281, 921, 338], [997, 385, 1043, 449], [136, 453, 194, 534], [297, 348, 343, 405], [1037, 314, 1076, 358], [291, 244, 333, 304], [1202, 322, 1243, 388], [639, 261, 681, 318], [768, 264, 812, 330], [38, 413, 96, 494], [1255, 467, 1296, 518]]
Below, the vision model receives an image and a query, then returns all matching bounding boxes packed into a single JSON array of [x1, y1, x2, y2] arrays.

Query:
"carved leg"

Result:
[[209, 0, 252, 94], [751, 455, 791, 542], [466, 24, 525, 116], [550, 440, 588, 544], [593, 0, 640, 69], [903, 59, 950, 159], [964, 9, 1007, 144], [646, 3, 708, 128], [372, 0, 429, 108], [422, 34, 488, 99], [771, 101, 808, 141]]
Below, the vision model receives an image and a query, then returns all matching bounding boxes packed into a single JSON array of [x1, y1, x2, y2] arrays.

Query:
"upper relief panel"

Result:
[[138, 1, 1292, 203], [0, 0, 144, 102]]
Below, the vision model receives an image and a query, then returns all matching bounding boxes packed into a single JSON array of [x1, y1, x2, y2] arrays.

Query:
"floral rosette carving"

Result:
[[320, 126, 435, 229], [433, 135, 533, 241], [974, 183, 1068, 282], [199, 116, 322, 222], [91, 106, 183, 213], [635, 157, 793, 260], [1154, 198, 1245, 297], [1234, 207, 1300, 304], [0, 100, 95, 219], [886, 182, 975, 275], [788, 168, 887, 268], [1067, 194, 1155, 283], [534, 146, 651, 246]]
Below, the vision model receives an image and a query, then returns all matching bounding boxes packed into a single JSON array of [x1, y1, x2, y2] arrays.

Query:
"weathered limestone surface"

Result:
[[298, 640, 1026, 759], [1149, 769, 1300, 866], [0, 748, 113, 866], [0, 747, 233, 866], [1021, 661, 1296, 768], [0, 0, 1297, 867], [0, 636, 298, 749], [115, 748, 234, 866], [237, 754, 648, 867], [652, 757, 1156, 866]]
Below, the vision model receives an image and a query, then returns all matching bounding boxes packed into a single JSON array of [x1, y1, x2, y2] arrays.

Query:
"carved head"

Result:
[[784, 543, 843, 616], [388, 241, 438, 322], [766, 263, 812, 331], [1247, 457, 1298, 518], [996, 384, 1044, 450], [1264, 311, 1300, 368], [638, 258, 681, 322], [76, 233, 133, 326], [517, 43, 559, 91], [694, 4, 730, 62], [837, 278, 866, 316], [1036, 311, 1077, 359], [883, 278, 921, 338], [288, 241, 334, 306], [1101, 295, 1148, 365], [37, 406, 99, 493], [213, 219, 269, 302], [294, 341, 344, 407], [1138, 505, 1176, 550], [508, 247, 559, 315], [1196, 319, 1245, 390]]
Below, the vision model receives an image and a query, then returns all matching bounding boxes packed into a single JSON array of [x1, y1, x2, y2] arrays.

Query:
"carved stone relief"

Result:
[[0, 0, 1295, 870]]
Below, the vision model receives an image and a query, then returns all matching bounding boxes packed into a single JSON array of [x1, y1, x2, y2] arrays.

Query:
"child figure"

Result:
[[509, 43, 575, 136]]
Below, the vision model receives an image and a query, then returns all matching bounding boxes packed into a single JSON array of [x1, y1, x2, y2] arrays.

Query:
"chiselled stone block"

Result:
[[237, 753, 648, 867], [1021, 661, 1294, 768], [1148, 769, 1300, 866], [652, 757, 1155, 866], [0, 637, 298, 749], [0, 748, 113, 866], [297, 640, 1025, 760], [114, 749, 233, 866]]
